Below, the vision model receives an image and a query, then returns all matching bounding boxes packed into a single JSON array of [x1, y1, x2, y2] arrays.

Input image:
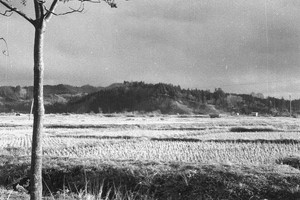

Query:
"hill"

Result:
[[65, 81, 210, 114], [60, 81, 300, 115], [0, 84, 102, 113], [1, 81, 300, 115]]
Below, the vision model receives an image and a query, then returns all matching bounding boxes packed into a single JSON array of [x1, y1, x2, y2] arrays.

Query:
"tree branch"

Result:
[[102, 0, 117, 8], [0, 9, 13, 17], [0, 0, 34, 25], [39, 2, 45, 19], [81, 0, 117, 7], [0, 37, 9, 56], [44, 0, 117, 21], [44, 0, 58, 22], [44, 1, 85, 18], [34, 0, 43, 20]]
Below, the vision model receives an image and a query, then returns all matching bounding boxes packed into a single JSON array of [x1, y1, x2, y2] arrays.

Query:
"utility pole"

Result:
[[289, 94, 292, 116], [29, 99, 34, 120]]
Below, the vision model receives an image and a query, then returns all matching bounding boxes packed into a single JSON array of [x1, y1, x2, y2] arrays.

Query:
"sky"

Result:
[[0, 0, 300, 99]]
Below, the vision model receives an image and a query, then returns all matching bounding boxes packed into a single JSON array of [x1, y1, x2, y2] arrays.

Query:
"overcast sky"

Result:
[[0, 0, 300, 99]]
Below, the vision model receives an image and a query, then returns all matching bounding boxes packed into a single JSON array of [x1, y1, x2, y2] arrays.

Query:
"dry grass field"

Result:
[[1, 113, 300, 199]]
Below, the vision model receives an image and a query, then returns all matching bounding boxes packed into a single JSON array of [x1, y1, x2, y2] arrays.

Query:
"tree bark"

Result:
[[30, 21, 45, 200]]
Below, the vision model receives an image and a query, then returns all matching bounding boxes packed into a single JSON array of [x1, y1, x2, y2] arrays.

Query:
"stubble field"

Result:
[[1, 114, 300, 199]]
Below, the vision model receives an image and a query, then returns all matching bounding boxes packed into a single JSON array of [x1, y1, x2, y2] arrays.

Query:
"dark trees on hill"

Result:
[[43, 82, 298, 115], [62, 82, 291, 115], [1, 81, 299, 115]]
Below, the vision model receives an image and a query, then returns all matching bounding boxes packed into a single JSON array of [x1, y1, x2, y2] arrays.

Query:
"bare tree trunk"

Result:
[[30, 21, 45, 200]]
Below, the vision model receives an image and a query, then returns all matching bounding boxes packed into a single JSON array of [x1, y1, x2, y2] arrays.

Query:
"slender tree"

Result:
[[0, 1, 117, 199]]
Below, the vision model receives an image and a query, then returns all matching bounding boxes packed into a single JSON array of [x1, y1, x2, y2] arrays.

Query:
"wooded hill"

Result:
[[0, 84, 102, 113], [0, 81, 299, 115]]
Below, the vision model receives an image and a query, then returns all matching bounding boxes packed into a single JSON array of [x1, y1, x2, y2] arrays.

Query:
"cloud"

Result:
[[1, 0, 300, 99]]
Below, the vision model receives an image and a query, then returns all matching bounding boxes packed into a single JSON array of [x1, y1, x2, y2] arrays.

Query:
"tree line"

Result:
[[46, 81, 299, 115]]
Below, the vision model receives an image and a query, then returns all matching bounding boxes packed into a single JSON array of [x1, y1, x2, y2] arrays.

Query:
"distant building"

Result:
[[251, 112, 258, 117]]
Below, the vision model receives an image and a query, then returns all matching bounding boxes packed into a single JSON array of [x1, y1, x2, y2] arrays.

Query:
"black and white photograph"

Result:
[[0, 0, 300, 199]]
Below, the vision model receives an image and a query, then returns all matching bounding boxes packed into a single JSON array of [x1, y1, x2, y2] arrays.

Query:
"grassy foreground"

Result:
[[2, 115, 300, 199], [1, 155, 300, 200]]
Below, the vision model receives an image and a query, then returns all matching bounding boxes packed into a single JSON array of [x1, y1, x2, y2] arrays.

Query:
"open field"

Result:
[[1, 114, 300, 199]]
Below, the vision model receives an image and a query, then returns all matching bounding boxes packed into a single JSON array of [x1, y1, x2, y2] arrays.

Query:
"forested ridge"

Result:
[[51, 81, 300, 115], [0, 81, 299, 115]]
